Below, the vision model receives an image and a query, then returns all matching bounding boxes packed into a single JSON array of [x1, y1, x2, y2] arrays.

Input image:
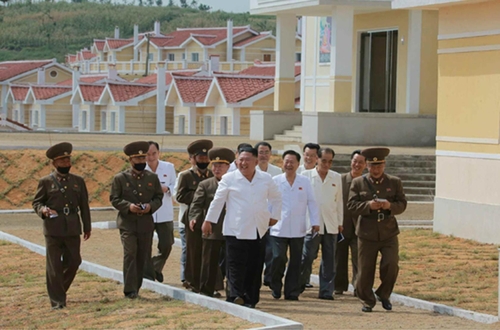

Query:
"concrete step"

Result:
[[404, 186, 435, 194], [398, 220, 433, 226], [397, 173, 436, 181], [273, 134, 301, 142], [282, 129, 302, 138], [331, 166, 435, 174], [401, 180, 435, 188], [292, 125, 302, 132], [405, 194, 434, 202]]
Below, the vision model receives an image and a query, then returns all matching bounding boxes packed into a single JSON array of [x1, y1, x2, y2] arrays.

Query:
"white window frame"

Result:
[[168, 53, 175, 61], [191, 53, 199, 62], [101, 111, 107, 131], [110, 111, 117, 132], [220, 116, 228, 135], [203, 116, 212, 135], [81, 110, 88, 131]]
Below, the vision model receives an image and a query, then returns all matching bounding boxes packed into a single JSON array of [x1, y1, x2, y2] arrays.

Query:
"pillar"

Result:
[[274, 14, 297, 111], [406, 10, 422, 114]]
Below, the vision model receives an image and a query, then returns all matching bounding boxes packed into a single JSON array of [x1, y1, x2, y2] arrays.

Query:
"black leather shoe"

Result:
[[377, 295, 392, 311], [155, 271, 164, 283], [243, 303, 255, 309], [125, 292, 138, 299], [318, 295, 334, 300], [305, 283, 314, 288], [285, 296, 299, 301], [233, 296, 245, 305], [362, 306, 372, 313], [213, 291, 222, 298], [334, 290, 343, 295], [271, 291, 281, 299], [51, 304, 65, 310]]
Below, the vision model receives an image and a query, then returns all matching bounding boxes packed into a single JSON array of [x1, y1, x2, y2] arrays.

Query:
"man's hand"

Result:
[[311, 225, 320, 233], [369, 200, 382, 210], [189, 219, 196, 232], [269, 218, 278, 226], [83, 231, 91, 241], [381, 201, 391, 210], [143, 203, 152, 213], [202, 221, 212, 236], [44, 207, 57, 218], [162, 185, 169, 194], [338, 225, 344, 233], [129, 204, 142, 214]]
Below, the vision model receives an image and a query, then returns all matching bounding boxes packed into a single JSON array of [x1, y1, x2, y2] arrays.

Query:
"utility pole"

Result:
[[144, 33, 151, 76]]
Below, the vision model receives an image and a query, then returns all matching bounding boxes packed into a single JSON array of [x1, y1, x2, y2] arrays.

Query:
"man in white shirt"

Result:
[[202, 146, 282, 308], [270, 150, 320, 301], [297, 143, 320, 174], [143, 141, 177, 283], [300, 147, 343, 300], [254, 141, 282, 286]]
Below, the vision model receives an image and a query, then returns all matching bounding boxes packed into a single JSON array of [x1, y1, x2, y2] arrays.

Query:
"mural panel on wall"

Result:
[[319, 17, 332, 63]]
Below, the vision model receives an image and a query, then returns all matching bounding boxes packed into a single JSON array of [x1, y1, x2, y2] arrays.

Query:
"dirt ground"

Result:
[[1, 212, 498, 329]]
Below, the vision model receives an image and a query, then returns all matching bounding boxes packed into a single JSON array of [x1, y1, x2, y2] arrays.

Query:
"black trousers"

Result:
[[270, 236, 304, 299], [225, 235, 266, 306], [45, 235, 82, 307], [120, 229, 152, 295], [200, 239, 225, 296], [144, 222, 174, 280], [185, 226, 203, 292]]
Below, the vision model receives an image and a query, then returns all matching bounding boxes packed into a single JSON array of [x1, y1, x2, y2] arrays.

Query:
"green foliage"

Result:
[[0, 2, 275, 62]]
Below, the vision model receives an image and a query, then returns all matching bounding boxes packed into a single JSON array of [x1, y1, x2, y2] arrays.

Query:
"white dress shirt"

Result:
[[257, 163, 282, 177], [228, 161, 237, 172], [270, 173, 320, 238], [146, 160, 176, 223], [205, 169, 282, 240], [297, 164, 315, 174], [301, 168, 343, 235]]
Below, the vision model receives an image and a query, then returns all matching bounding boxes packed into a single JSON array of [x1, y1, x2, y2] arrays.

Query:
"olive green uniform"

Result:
[[33, 171, 91, 308], [110, 169, 163, 296], [347, 173, 407, 308]]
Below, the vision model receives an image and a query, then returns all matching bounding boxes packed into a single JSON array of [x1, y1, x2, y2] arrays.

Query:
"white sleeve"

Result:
[[305, 179, 320, 227], [337, 175, 344, 228], [268, 178, 282, 220], [205, 175, 230, 224]]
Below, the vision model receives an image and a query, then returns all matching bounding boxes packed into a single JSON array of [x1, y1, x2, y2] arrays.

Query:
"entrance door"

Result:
[[358, 30, 398, 113]]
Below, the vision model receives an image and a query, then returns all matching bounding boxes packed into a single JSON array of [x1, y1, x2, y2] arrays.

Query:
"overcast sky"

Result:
[[198, 0, 250, 13]]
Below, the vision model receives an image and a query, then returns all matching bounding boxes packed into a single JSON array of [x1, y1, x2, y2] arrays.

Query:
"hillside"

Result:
[[0, 2, 275, 63]]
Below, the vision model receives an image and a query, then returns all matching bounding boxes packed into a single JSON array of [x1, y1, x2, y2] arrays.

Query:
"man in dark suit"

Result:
[[175, 139, 213, 293], [110, 141, 163, 299], [335, 150, 366, 296], [347, 147, 407, 312], [189, 147, 235, 297], [33, 142, 91, 310]]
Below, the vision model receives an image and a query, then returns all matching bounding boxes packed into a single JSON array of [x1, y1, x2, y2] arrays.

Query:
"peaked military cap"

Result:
[[46, 142, 72, 160], [187, 139, 213, 156], [124, 141, 149, 158], [208, 147, 235, 164], [361, 147, 390, 164]]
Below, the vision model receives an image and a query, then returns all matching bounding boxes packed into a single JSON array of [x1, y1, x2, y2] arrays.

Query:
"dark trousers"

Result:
[[270, 236, 304, 299], [300, 232, 337, 298], [120, 229, 152, 295], [45, 235, 82, 307], [200, 239, 225, 296], [335, 234, 358, 292], [356, 236, 399, 308], [263, 232, 273, 284], [179, 225, 187, 282], [144, 222, 174, 280], [225, 235, 266, 306], [185, 226, 203, 292]]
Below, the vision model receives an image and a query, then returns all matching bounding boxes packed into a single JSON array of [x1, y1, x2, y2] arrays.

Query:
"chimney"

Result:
[[37, 67, 45, 84], [108, 63, 117, 80], [133, 24, 139, 61], [114, 26, 120, 39], [156, 62, 166, 133], [226, 19, 233, 62], [154, 21, 161, 36], [209, 55, 220, 74], [72, 66, 80, 94]]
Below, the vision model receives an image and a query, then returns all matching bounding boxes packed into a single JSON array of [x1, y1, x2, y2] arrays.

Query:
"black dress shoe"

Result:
[[243, 303, 255, 309], [318, 295, 334, 300], [305, 283, 314, 288], [51, 303, 65, 310], [155, 271, 164, 283], [125, 292, 138, 299], [233, 296, 245, 305], [263, 281, 270, 287], [285, 296, 299, 301], [362, 306, 372, 312], [377, 295, 392, 310], [271, 291, 281, 299], [213, 291, 222, 298]]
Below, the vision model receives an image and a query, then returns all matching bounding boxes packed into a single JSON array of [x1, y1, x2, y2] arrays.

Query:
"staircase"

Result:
[[331, 154, 435, 202], [274, 125, 302, 142]]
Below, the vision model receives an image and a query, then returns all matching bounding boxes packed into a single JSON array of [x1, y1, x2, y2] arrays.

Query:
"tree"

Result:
[[198, 3, 210, 11], [190, 0, 196, 8], [167, 0, 174, 6], [0, 0, 9, 6], [179, 0, 188, 8], [146, 0, 153, 6], [156, 0, 162, 5]]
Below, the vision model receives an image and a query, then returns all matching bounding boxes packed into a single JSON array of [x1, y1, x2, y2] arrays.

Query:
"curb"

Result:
[[0, 231, 302, 330]]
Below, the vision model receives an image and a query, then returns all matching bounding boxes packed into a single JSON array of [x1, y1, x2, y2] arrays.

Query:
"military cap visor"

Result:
[[208, 147, 235, 164], [124, 141, 150, 158], [46, 142, 73, 160], [187, 139, 213, 156], [361, 147, 390, 164]]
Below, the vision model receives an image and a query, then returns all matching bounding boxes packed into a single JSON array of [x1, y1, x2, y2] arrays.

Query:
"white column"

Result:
[[40, 105, 46, 129], [188, 107, 196, 134], [406, 10, 422, 114], [19, 104, 25, 124], [240, 48, 246, 62], [118, 106, 125, 133], [89, 105, 95, 132], [156, 64, 166, 133], [1, 84, 8, 118], [232, 107, 240, 135], [300, 16, 307, 112], [73, 104, 80, 128], [274, 14, 297, 111]]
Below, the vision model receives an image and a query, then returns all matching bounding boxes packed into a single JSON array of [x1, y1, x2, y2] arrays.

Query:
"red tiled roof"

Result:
[[234, 32, 272, 47], [56, 75, 107, 86], [216, 76, 274, 103], [0, 60, 53, 82], [155, 27, 250, 48], [80, 84, 105, 102], [66, 54, 78, 64], [134, 72, 173, 85], [80, 50, 98, 60], [106, 38, 134, 50], [56, 79, 72, 86], [10, 86, 29, 101], [108, 83, 156, 102], [94, 40, 105, 51], [238, 64, 301, 77], [174, 77, 212, 103], [31, 86, 71, 100]]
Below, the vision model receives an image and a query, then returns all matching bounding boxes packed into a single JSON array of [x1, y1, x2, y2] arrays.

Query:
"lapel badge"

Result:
[[193, 181, 197, 185], [387, 188, 392, 192], [51, 184, 55, 189], [126, 182, 130, 187], [332, 183, 336, 186], [148, 182, 153, 186], [163, 174, 167, 177], [298, 187, 303, 190]]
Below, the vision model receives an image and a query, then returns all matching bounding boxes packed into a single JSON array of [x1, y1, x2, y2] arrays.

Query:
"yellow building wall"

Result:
[[419, 10, 439, 115], [115, 47, 134, 62], [185, 41, 204, 62], [210, 43, 228, 61], [45, 96, 73, 128], [125, 97, 157, 133], [14, 67, 71, 85]]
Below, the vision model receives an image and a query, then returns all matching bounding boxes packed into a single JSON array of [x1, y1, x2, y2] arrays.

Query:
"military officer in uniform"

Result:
[[176, 139, 213, 293], [110, 141, 163, 299], [189, 147, 235, 297], [33, 142, 91, 310], [347, 148, 407, 312]]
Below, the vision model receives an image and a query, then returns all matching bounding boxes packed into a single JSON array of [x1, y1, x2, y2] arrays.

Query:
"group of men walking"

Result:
[[33, 138, 406, 313]]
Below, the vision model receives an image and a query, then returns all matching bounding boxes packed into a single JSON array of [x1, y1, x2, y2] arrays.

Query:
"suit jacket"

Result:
[[175, 167, 213, 226], [347, 173, 407, 241], [110, 168, 163, 233], [189, 177, 225, 240], [32, 171, 91, 237], [341, 172, 357, 239], [205, 169, 282, 240]]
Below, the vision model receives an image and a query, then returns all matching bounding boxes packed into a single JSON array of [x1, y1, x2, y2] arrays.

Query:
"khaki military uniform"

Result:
[[110, 168, 163, 296], [33, 171, 91, 308], [347, 173, 407, 308], [176, 167, 212, 292], [189, 176, 226, 296]]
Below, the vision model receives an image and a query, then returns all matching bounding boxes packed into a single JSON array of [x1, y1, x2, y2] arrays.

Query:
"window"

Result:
[[178, 115, 185, 134], [182, 53, 186, 60], [168, 53, 175, 61], [295, 53, 302, 62], [148, 53, 154, 61], [263, 54, 271, 62], [220, 116, 228, 135], [81, 110, 88, 131], [191, 53, 199, 62], [110, 112, 116, 132], [49, 70, 58, 78], [12, 109, 19, 122], [108, 55, 113, 62], [32, 110, 39, 127], [101, 111, 107, 131], [203, 116, 212, 135]]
